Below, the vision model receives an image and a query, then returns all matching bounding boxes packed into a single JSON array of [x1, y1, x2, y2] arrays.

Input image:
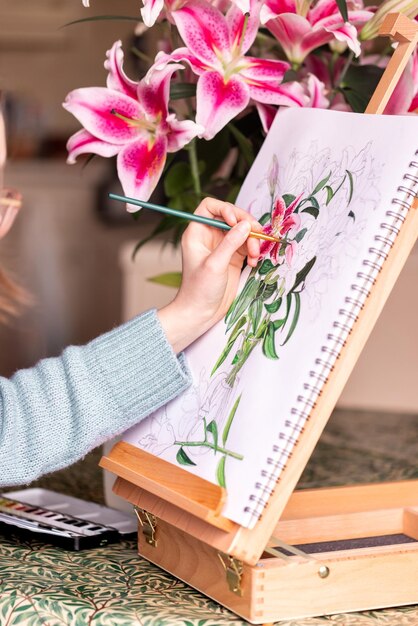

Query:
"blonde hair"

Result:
[[0, 267, 31, 323]]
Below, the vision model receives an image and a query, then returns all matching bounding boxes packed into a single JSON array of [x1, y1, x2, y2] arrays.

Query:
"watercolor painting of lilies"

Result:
[[119, 106, 409, 530]]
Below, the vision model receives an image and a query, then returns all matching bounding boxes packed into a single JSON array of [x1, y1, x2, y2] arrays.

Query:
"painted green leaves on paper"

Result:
[[169, 159, 356, 487], [213, 163, 355, 385], [173, 396, 244, 487]]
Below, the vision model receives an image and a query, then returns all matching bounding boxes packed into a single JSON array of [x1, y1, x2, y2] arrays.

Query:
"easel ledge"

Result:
[[100, 442, 235, 532]]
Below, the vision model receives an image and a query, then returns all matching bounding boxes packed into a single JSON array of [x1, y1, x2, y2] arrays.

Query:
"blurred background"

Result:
[[0, 0, 156, 376], [0, 0, 417, 504]]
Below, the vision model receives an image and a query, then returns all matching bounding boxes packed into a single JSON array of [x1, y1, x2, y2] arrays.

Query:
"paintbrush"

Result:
[[109, 193, 281, 244]]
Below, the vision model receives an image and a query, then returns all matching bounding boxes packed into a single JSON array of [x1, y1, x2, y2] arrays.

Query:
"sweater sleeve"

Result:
[[0, 309, 191, 486]]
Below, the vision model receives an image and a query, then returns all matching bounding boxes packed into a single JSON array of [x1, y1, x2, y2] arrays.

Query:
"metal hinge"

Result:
[[133, 506, 158, 547], [218, 552, 244, 596]]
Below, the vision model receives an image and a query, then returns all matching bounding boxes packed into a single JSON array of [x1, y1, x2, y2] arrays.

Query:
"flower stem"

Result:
[[188, 138, 202, 200], [328, 51, 354, 106], [174, 439, 244, 460]]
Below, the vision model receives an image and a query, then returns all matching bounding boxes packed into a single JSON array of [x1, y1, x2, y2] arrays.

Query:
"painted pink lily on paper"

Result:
[[64, 41, 202, 204], [154, 0, 303, 139], [261, 0, 374, 65], [259, 195, 302, 265]]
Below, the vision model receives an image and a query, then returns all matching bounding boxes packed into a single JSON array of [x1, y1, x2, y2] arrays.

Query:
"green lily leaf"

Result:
[[294, 227, 307, 243], [273, 317, 286, 331], [335, 0, 348, 22], [63, 15, 140, 27], [282, 291, 301, 345], [258, 258, 275, 275], [282, 194, 296, 207], [249, 298, 263, 333], [147, 272, 182, 288], [226, 277, 259, 330], [262, 282, 278, 301], [291, 256, 316, 292], [302, 206, 319, 219], [312, 171, 332, 195], [211, 317, 246, 374], [265, 297, 282, 314], [216, 456, 227, 487], [346, 169, 354, 205], [264, 268, 279, 285], [262, 321, 279, 359], [223, 394, 242, 445], [325, 185, 334, 205], [176, 447, 197, 466], [341, 64, 384, 113], [259, 212, 271, 225], [206, 420, 219, 452], [164, 161, 193, 197]]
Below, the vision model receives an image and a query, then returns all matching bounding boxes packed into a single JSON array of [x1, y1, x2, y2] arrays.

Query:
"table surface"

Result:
[[1, 408, 418, 625], [1, 535, 418, 626]]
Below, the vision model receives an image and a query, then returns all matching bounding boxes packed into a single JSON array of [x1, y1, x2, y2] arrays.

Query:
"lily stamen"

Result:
[[110, 109, 156, 133], [237, 12, 251, 57]]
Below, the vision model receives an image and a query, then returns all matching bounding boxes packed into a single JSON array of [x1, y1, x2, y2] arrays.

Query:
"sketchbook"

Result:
[[123, 108, 418, 529]]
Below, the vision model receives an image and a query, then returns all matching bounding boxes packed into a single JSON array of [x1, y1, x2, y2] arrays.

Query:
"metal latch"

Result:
[[133, 506, 158, 547], [218, 552, 244, 596]]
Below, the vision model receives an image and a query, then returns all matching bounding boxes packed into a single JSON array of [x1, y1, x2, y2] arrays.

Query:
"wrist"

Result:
[[157, 299, 212, 353]]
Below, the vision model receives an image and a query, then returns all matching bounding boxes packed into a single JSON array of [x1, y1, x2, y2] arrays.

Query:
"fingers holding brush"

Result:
[[190, 197, 262, 267]]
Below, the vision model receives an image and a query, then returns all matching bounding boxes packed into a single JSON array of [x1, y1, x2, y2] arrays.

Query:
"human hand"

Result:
[[158, 197, 262, 353]]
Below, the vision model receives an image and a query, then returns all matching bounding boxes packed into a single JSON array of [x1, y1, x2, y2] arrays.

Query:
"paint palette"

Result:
[[0, 489, 137, 550]]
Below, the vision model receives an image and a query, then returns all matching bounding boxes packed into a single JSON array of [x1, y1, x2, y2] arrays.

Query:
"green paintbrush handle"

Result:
[[109, 193, 281, 243], [109, 193, 231, 232]]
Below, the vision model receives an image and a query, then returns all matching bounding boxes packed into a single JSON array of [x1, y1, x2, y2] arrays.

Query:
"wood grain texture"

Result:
[[366, 13, 418, 114], [135, 485, 418, 623], [100, 442, 234, 531]]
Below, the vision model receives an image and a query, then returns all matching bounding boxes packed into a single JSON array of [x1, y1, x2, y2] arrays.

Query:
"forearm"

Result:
[[0, 309, 191, 486]]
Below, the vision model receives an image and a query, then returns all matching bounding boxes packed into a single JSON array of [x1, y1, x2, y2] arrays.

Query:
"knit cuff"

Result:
[[86, 309, 191, 419]]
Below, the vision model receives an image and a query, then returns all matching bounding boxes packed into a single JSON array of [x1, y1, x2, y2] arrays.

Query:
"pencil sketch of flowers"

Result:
[[137, 375, 244, 488], [212, 148, 369, 387]]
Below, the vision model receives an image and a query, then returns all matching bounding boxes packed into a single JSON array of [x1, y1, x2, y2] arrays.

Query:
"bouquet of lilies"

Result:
[[64, 0, 418, 244]]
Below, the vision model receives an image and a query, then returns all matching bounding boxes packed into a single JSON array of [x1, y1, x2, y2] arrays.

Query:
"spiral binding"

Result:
[[244, 151, 418, 525]]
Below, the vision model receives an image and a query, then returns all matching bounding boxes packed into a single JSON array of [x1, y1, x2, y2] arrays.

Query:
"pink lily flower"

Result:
[[155, 0, 293, 139], [64, 41, 202, 206], [259, 195, 302, 265], [261, 0, 373, 65], [256, 74, 329, 132], [409, 50, 418, 112]]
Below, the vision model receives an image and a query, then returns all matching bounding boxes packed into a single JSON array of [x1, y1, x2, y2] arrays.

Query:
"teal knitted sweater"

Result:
[[0, 309, 191, 486]]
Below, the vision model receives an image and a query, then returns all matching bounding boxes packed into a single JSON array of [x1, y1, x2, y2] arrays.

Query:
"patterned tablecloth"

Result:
[[1, 409, 417, 625], [1, 537, 418, 626]]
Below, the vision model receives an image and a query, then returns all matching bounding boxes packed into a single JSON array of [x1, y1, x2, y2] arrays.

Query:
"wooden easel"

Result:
[[101, 14, 418, 624]]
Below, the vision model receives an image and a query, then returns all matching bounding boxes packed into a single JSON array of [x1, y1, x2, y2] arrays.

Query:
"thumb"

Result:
[[206, 220, 251, 272]]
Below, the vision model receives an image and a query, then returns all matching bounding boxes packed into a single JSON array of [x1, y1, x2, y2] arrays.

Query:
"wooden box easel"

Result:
[[101, 14, 418, 624]]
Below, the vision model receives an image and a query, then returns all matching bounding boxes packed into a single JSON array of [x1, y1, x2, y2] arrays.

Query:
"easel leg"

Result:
[[365, 13, 418, 114]]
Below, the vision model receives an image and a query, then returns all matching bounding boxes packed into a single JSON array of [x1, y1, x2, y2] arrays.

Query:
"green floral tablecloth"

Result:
[[1, 536, 418, 626], [1, 409, 417, 625]]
